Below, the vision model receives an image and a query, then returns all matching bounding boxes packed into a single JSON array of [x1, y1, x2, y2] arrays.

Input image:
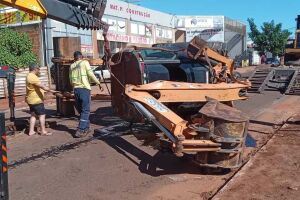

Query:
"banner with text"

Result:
[[0, 10, 40, 25]]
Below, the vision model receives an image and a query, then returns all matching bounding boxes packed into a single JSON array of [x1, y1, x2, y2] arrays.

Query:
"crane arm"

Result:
[[187, 36, 248, 84], [0, 0, 108, 30]]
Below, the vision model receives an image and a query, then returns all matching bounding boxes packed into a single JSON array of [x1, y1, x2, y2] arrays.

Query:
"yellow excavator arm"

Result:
[[0, 0, 47, 17], [187, 36, 249, 84], [0, 0, 108, 30]]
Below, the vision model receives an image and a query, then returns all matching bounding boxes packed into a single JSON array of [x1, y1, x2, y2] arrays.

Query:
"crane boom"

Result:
[[0, 0, 108, 30]]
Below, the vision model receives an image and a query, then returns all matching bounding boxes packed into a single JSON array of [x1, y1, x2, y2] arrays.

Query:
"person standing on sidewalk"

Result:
[[26, 64, 58, 136], [70, 51, 104, 138]]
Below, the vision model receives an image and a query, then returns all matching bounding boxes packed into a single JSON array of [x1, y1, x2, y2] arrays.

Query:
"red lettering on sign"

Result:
[[4, 12, 14, 24], [110, 4, 118, 10], [29, 13, 34, 20], [110, 4, 151, 18]]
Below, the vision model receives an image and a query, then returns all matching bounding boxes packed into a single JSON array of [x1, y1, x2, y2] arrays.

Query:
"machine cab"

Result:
[[110, 46, 210, 119]]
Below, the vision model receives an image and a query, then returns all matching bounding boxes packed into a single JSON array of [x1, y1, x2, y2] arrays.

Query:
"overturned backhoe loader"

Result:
[[110, 37, 251, 169]]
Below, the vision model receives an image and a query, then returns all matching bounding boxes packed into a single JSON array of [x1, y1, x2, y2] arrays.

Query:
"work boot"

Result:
[[74, 128, 90, 138]]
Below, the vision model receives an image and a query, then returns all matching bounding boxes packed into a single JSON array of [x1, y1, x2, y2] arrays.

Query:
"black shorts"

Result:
[[29, 103, 46, 116]]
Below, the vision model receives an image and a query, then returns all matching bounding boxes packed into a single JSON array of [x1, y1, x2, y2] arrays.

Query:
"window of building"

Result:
[[102, 17, 108, 23], [108, 18, 117, 32], [98, 40, 104, 57], [166, 30, 173, 39], [156, 28, 163, 38], [117, 20, 126, 33], [156, 27, 173, 39], [296, 33, 300, 48], [131, 23, 138, 34], [131, 22, 147, 35], [145, 24, 153, 36], [103, 17, 127, 34], [138, 24, 145, 35], [98, 41, 127, 57]]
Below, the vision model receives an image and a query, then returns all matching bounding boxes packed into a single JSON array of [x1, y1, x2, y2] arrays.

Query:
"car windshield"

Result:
[[267, 58, 278, 62], [145, 62, 208, 83], [140, 49, 177, 60]]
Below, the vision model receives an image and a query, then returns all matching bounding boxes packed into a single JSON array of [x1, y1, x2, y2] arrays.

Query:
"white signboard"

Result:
[[177, 16, 225, 42], [179, 16, 224, 29], [185, 17, 214, 28], [105, 0, 174, 28], [97, 32, 130, 43], [97, 32, 153, 45], [130, 35, 153, 45], [186, 28, 224, 42]]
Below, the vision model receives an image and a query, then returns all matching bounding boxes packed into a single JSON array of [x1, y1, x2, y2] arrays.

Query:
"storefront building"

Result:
[[176, 15, 247, 59], [95, 0, 177, 57], [0, 1, 246, 65]]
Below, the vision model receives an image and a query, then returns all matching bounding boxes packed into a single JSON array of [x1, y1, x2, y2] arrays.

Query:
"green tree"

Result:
[[0, 28, 37, 69], [247, 18, 291, 56]]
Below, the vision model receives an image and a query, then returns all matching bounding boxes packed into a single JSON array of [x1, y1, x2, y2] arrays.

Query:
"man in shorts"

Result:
[[26, 64, 57, 136]]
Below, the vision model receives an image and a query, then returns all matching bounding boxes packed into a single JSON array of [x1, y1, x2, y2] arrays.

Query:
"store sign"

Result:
[[183, 16, 224, 29], [97, 32, 152, 45], [130, 35, 153, 45], [97, 32, 130, 43], [0, 10, 40, 25], [177, 16, 224, 43], [105, 0, 174, 28], [109, 4, 150, 18], [81, 44, 93, 55], [108, 33, 130, 43], [186, 28, 224, 42]]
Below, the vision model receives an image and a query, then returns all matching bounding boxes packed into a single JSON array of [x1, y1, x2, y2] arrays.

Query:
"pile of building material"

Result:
[[248, 66, 300, 95]]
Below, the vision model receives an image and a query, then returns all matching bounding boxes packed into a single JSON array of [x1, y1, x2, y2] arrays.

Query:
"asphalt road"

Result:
[[7, 91, 299, 200]]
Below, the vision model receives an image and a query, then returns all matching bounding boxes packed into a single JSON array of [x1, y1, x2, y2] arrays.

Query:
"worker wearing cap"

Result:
[[26, 64, 57, 136], [70, 51, 104, 138]]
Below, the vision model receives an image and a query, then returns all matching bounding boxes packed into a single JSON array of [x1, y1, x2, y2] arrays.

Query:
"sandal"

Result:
[[38, 132, 53, 136]]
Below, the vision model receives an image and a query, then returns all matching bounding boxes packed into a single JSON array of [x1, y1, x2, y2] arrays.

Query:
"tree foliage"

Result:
[[0, 28, 37, 69], [247, 18, 291, 56]]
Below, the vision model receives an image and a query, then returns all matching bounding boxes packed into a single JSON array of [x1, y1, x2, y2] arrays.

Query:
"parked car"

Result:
[[92, 65, 111, 82], [266, 58, 280, 67]]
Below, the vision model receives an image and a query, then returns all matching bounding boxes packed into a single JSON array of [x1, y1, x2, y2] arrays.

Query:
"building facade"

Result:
[[0, 0, 246, 66], [176, 16, 247, 59], [95, 0, 177, 57]]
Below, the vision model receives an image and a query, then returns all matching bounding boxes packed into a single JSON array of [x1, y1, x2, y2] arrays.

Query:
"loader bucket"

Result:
[[194, 100, 249, 169]]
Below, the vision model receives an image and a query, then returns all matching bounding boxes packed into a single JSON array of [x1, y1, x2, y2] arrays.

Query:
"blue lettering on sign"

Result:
[[144, 97, 169, 113]]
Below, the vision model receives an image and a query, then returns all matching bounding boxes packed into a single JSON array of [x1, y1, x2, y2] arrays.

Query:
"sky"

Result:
[[137, 0, 299, 32]]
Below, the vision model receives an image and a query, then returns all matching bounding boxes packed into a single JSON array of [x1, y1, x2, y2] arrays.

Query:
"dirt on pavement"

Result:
[[214, 120, 300, 200], [5, 89, 300, 200]]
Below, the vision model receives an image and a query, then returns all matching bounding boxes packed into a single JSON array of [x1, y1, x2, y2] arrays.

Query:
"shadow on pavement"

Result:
[[90, 106, 124, 127], [94, 130, 230, 177], [87, 106, 231, 176]]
